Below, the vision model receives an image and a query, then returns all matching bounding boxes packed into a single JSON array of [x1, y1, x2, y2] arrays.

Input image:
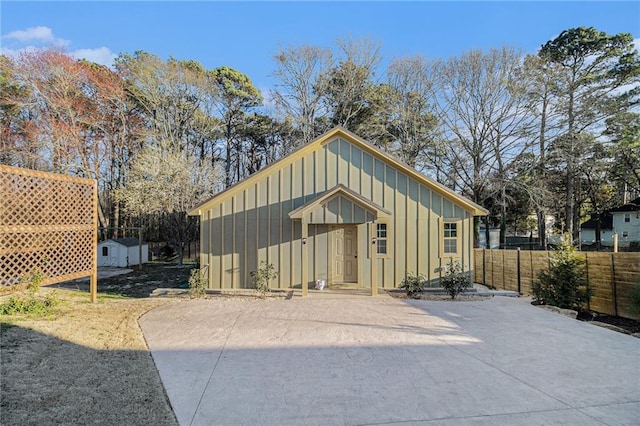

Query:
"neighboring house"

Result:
[[580, 213, 613, 247], [609, 197, 640, 248], [97, 237, 149, 267], [189, 127, 489, 295]]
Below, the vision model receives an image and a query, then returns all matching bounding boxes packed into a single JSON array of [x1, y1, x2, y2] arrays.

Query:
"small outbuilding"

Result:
[[97, 237, 149, 268], [189, 127, 489, 295]]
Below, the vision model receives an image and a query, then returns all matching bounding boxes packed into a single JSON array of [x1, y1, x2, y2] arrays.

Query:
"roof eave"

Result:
[[189, 126, 489, 217]]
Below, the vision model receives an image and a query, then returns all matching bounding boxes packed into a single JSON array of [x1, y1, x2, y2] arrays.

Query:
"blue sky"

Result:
[[2, 1, 639, 93]]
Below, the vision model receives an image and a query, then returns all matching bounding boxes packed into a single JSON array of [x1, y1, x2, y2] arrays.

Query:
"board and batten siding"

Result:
[[200, 136, 473, 289]]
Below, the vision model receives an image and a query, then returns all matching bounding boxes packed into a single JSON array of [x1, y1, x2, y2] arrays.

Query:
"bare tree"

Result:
[[385, 55, 440, 170], [115, 52, 218, 157], [271, 44, 333, 147], [432, 47, 535, 245], [117, 139, 223, 264], [322, 37, 382, 131], [520, 54, 565, 248]]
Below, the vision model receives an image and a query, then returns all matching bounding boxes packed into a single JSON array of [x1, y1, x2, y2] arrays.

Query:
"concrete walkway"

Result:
[[139, 294, 640, 425]]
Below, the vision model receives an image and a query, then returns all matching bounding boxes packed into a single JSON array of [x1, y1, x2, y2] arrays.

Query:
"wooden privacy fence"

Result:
[[474, 249, 640, 320], [0, 165, 98, 301]]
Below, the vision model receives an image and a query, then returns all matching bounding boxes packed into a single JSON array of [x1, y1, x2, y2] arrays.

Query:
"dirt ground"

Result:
[[0, 263, 191, 425]]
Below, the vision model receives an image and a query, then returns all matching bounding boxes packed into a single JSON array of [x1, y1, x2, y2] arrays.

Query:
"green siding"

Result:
[[200, 135, 478, 290]]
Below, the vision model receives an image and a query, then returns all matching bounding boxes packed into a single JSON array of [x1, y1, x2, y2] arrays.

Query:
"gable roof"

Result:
[[580, 213, 613, 230], [101, 237, 146, 247], [609, 197, 640, 213], [289, 184, 392, 220], [189, 126, 489, 216]]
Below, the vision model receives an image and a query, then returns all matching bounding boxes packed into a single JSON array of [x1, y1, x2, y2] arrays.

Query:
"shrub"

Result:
[[0, 270, 58, 317], [399, 272, 426, 298], [441, 259, 470, 300], [250, 261, 278, 296], [21, 268, 45, 294], [0, 292, 58, 316], [188, 268, 207, 299], [533, 237, 592, 311]]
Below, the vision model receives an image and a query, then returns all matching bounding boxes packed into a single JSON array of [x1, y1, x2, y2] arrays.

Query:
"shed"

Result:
[[97, 237, 149, 267], [189, 127, 489, 295]]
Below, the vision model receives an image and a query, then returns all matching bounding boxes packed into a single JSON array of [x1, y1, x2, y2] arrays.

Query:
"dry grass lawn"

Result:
[[1, 288, 178, 425]]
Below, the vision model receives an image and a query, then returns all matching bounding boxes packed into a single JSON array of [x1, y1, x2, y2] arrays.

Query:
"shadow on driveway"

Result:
[[140, 295, 640, 425]]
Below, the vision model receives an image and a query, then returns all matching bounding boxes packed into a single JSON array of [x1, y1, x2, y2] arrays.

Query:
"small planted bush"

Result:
[[250, 261, 278, 296], [0, 292, 58, 316], [441, 259, 471, 300], [0, 269, 58, 317], [399, 272, 426, 298], [533, 238, 592, 311], [188, 268, 207, 299]]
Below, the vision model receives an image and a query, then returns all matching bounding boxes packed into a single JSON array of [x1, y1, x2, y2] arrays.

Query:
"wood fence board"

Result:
[[473, 248, 640, 320]]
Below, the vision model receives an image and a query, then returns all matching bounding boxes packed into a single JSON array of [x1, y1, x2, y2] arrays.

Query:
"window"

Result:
[[443, 223, 458, 254], [624, 213, 630, 223], [441, 220, 461, 257], [622, 231, 629, 238], [376, 223, 388, 255], [102, 246, 109, 256]]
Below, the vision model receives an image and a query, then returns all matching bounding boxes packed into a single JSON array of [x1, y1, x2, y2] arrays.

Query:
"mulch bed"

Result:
[[577, 311, 640, 335], [386, 290, 492, 301], [54, 262, 194, 298]]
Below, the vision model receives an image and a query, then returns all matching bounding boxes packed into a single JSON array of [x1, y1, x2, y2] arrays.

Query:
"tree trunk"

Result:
[[500, 184, 507, 249], [594, 213, 601, 249], [176, 244, 184, 266], [537, 209, 547, 249], [485, 216, 491, 249]]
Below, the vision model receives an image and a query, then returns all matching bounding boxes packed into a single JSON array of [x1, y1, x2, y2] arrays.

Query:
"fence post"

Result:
[[482, 249, 486, 285], [502, 250, 506, 290], [611, 253, 618, 317], [517, 247, 521, 294], [138, 228, 143, 271], [585, 253, 590, 311]]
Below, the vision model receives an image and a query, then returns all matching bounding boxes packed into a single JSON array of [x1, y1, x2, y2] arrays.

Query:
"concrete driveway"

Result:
[[139, 294, 640, 425]]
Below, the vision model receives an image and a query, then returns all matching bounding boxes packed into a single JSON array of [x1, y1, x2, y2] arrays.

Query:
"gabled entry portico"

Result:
[[289, 184, 391, 296]]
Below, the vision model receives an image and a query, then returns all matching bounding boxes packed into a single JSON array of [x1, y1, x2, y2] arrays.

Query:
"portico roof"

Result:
[[288, 184, 391, 220]]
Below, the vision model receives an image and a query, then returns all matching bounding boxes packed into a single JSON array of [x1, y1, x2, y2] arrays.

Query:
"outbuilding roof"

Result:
[[100, 237, 146, 247]]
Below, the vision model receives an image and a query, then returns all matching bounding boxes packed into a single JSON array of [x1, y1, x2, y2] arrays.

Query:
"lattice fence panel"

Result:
[[1, 165, 97, 287]]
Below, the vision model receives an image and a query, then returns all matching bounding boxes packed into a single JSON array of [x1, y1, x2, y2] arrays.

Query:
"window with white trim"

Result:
[[376, 223, 388, 255], [624, 213, 630, 223], [441, 220, 461, 257]]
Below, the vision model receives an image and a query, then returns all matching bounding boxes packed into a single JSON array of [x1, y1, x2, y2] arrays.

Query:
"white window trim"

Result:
[[440, 219, 462, 258], [370, 220, 392, 259]]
